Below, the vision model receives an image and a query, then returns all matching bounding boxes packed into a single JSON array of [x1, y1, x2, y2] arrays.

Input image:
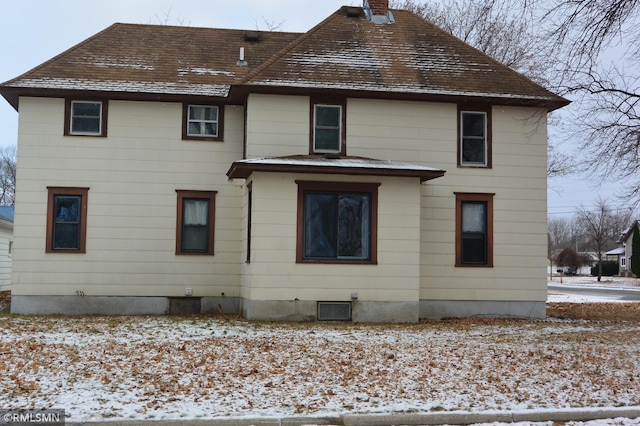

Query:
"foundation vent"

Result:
[[318, 302, 352, 321]]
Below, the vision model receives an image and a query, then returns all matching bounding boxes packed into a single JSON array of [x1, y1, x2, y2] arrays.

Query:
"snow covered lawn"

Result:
[[1, 311, 639, 423]]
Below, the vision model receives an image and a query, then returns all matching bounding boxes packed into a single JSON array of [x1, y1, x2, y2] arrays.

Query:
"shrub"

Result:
[[591, 261, 619, 276]]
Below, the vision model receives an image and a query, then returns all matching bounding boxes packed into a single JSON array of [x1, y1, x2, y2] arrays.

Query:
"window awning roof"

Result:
[[226, 155, 446, 182]]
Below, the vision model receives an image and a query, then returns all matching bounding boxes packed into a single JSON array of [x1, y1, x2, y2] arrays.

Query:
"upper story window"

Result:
[[455, 192, 494, 267], [296, 181, 378, 264], [311, 100, 346, 155], [65, 100, 108, 137], [458, 106, 492, 168], [46, 187, 89, 253], [183, 104, 223, 141]]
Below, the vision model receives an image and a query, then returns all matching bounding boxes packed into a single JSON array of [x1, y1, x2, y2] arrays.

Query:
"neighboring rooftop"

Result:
[[0, 3, 568, 111]]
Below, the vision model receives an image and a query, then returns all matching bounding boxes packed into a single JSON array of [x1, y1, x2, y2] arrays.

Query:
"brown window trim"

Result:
[[309, 98, 347, 156], [46, 187, 89, 253], [175, 190, 217, 255], [296, 180, 378, 264], [182, 103, 224, 141], [246, 182, 252, 263], [455, 192, 494, 267], [457, 104, 492, 168], [64, 99, 108, 137]]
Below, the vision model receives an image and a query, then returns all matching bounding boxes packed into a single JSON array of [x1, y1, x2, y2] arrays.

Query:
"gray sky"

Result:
[[0, 0, 621, 219]]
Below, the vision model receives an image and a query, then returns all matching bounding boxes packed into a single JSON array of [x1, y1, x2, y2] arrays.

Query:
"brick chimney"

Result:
[[365, 0, 388, 15]]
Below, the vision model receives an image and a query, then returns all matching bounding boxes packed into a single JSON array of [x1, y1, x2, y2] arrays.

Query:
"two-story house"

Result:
[[0, 0, 568, 322]]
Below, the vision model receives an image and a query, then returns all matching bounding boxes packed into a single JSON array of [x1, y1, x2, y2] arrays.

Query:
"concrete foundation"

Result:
[[352, 301, 419, 322], [10, 295, 244, 316], [11, 295, 170, 315], [419, 300, 546, 320], [243, 299, 317, 322], [10, 295, 546, 321]]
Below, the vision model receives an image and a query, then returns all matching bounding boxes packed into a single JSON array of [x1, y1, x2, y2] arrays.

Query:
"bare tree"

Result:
[[539, 1, 640, 201], [391, 0, 574, 178], [391, 0, 556, 86], [576, 198, 633, 281], [0, 145, 16, 206]]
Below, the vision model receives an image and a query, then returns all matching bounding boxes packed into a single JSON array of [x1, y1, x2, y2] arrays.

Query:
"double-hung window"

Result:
[[311, 101, 345, 155], [65, 100, 107, 136], [297, 181, 378, 264], [459, 106, 491, 167], [176, 190, 216, 255], [46, 187, 89, 253], [183, 104, 222, 140], [455, 193, 493, 267]]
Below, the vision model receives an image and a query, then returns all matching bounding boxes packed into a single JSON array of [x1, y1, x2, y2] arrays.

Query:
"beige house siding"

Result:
[[12, 97, 244, 298], [241, 172, 421, 303], [240, 95, 548, 304], [0, 226, 12, 291], [245, 94, 310, 159], [346, 99, 547, 302]]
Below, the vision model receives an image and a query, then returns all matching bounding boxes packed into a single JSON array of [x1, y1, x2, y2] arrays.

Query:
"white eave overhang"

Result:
[[226, 155, 446, 182]]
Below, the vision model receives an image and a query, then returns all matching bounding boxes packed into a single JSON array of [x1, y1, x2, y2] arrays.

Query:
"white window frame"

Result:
[[187, 105, 219, 138], [313, 104, 343, 153], [70, 101, 103, 136]]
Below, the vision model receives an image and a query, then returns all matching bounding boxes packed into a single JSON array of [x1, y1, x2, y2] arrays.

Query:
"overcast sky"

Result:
[[0, 0, 622, 219]]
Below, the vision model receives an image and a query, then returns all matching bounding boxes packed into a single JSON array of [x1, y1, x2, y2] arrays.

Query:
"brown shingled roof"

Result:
[[242, 7, 568, 110], [0, 23, 300, 108], [0, 6, 568, 111]]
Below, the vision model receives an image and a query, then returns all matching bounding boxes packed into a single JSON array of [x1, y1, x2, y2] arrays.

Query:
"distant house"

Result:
[[0, 206, 14, 292], [0, 0, 568, 321], [609, 221, 638, 277]]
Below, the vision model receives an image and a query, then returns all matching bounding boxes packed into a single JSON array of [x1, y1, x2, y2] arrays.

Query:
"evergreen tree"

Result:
[[631, 223, 640, 277]]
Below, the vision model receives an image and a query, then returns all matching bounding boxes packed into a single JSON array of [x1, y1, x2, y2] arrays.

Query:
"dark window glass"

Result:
[[303, 192, 370, 260], [181, 198, 210, 252], [461, 201, 487, 264], [71, 102, 101, 134], [461, 112, 486, 164], [53, 195, 81, 250]]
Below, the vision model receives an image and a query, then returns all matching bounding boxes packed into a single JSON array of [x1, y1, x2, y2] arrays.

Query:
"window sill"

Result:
[[297, 259, 377, 265]]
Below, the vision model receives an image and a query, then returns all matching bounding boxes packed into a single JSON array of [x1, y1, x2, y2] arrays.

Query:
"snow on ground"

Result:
[[1, 277, 639, 424], [1, 311, 640, 423], [548, 275, 640, 303]]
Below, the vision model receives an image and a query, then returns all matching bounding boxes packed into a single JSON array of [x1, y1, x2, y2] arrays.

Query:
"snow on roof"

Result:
[[227, 155, 446, 182], [5, 78, 230, 97], [606, 247, 625, 256], [0, 9, 569, 111]]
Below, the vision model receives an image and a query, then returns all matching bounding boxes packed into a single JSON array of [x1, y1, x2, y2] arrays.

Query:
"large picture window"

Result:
[[183, 104, 223, 140], [65, 100, 108, 137], [458, 106, 491, 167], [46, 187, 89, 253], [297, 181, 378, 264], [455, 192, 494, 267], [176, 190, 216, 254]]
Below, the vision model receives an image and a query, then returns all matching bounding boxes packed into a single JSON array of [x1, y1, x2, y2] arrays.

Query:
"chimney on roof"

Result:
[[363, 0, 394, 23], [365, 0, 388, 15]]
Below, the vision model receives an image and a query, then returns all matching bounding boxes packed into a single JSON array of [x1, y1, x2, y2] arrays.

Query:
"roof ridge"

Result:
[[240, 6, 346, 85], [0, 23, 123, 88]]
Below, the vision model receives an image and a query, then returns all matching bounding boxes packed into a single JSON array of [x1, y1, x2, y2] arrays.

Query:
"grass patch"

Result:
[[547, 302, 640, 322]]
